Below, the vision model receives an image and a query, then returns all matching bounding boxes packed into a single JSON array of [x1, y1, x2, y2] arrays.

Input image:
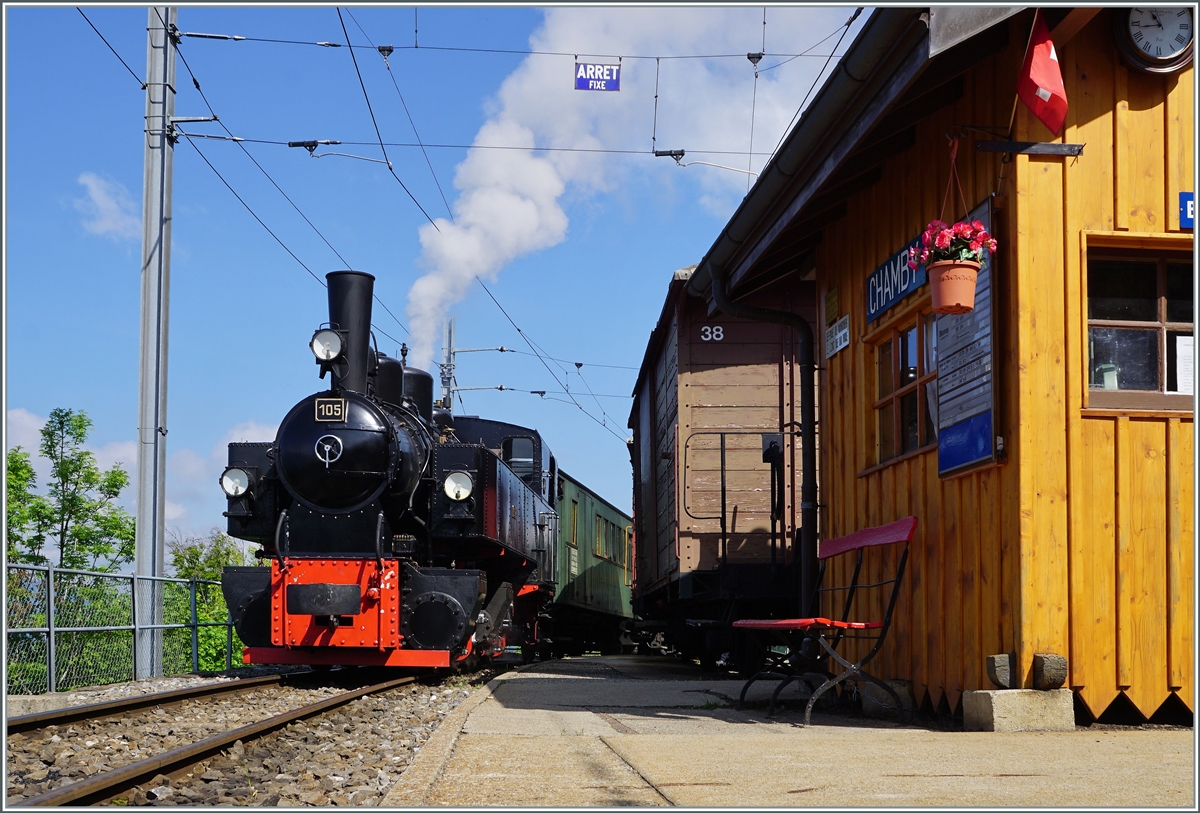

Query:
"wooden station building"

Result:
[[640, 7, 1194, 721]]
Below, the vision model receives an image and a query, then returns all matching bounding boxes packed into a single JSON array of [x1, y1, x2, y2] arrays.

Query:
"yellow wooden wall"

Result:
[[814, 11, 1193, 719]]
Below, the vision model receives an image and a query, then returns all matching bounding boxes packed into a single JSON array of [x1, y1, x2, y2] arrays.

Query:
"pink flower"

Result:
[[972, 220, 986, 232], [969, 240, 981, 253], [935, 230, 951, 249], [952, 221, 971, 238], [986, 238, 997, 253]]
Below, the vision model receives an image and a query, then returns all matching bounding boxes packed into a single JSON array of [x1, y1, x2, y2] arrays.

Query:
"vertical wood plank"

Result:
[[911, 452, 929, 706], [942, 475, 963, 709], [1125, 71, 1167, 231], [1124, 420, 1169, 718], [924, 445, 944, 708], [1113, 61, 1130, 230], [960, 474, 981, 691], [1078, 417, 1119, 719], [1168, 420, 1194, 710], [1165, 68, 1194, 232], [1115, 416, 1132, 689], [1014, 106, 1072, 686], [978, 469, 1002, 671], [1165, 418, 1183, 691]]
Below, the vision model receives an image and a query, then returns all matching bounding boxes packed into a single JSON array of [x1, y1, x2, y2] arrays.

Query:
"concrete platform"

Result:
[[383, 656, 1195, 807]]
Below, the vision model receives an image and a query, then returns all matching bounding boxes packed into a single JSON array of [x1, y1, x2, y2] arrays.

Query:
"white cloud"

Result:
[[404, 7, 860, 367], [5, 408, 278, 537], [6, 407, 44, 452], [74, 172, 140, 241]]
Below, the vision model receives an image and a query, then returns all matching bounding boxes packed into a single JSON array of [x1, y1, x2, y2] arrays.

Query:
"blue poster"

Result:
[[575, 63, 621, 91], [936, 198, 997, 476]]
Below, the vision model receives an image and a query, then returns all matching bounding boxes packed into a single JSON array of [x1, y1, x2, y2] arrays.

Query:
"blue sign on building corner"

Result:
[[1181, 192, 1194, 229], [575, 63, 621, 91]]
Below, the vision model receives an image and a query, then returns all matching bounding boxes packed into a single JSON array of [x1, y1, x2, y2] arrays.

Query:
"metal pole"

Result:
[[46, 568, 57, 694], [720, 433, 728, 568], [135, 6, 177, 680], [439, 318, 455, 412], [189, 579, 199, 674]]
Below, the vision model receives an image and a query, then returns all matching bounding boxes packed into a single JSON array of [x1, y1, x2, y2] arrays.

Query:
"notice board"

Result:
[[936, 197, 997, 476]]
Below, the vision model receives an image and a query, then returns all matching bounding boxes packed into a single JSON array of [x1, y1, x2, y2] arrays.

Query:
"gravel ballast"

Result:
[[6, 669, 494, 807]]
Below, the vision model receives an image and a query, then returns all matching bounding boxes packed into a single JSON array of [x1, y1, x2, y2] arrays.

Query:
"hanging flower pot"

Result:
[[908, 218, 998, 316], [928, 259, 981, 315]]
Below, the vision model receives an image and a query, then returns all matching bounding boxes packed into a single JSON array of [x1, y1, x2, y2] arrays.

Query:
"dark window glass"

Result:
[[1167, 331, 1193, 393], [923, 313, 937, 370], [503, 437, 536, 479], [924, 380, 938, 441], [878, 402, 895, 462], [1088, 261, 1157, 321], [878, 340, 894, 397], [1167, 264, 1194, 323], [900, 391, 920, 453], [900, 325, 918, 386], [1088, 327, 1159, 390]]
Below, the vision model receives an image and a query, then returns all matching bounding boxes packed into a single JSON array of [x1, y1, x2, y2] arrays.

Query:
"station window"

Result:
[[569, 500, 578, 547], [874, 312, 938, 464], [1087, 250, 1194, 410]]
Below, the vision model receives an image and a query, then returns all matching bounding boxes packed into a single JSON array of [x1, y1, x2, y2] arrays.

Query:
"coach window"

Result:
[[569, 500, 578, 547], [874, 312, 938, 464], [1087, 250, 1193, 410]]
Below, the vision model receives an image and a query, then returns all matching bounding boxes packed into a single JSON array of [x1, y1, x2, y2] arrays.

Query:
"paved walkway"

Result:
[[385, 655, 1194, 807]]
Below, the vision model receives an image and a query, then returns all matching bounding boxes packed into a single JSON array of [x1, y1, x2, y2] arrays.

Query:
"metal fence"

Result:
[[6, 565, 238, 696]]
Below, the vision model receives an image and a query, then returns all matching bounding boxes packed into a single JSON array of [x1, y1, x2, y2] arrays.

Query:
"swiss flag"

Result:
[[1017, 10, 1068, 137]]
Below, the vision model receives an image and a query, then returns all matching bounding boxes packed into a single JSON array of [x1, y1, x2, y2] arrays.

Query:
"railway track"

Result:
[[12, 675, 418, 806]]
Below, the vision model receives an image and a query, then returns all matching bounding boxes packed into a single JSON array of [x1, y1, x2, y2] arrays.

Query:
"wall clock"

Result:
[[1113, 8, 1194, 74]]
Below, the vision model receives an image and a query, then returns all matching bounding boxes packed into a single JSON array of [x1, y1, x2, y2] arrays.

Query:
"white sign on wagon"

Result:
[[825, 314, 850, 358]]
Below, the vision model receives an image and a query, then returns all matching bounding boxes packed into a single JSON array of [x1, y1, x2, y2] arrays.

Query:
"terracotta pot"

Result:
[[928, 259, 980, 315]]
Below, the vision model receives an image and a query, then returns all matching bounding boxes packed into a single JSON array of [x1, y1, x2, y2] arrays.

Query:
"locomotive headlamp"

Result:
[[220, 467, 252, 497], [310, 329, 344, 362], [443, 471, 473, 501]]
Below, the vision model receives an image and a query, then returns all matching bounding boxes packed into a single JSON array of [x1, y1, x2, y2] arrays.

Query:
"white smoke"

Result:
[[404, 7, 862, 367]]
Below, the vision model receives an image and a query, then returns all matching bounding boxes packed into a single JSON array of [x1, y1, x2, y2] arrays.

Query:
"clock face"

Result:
[[1127, 7, 1193, 60]]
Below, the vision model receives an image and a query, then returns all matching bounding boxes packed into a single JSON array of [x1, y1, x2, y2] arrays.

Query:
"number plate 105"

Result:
[[315, 398, 347, 422]]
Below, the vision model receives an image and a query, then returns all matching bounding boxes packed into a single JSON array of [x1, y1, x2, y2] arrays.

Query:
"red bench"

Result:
[[732, 516, 917, 725]]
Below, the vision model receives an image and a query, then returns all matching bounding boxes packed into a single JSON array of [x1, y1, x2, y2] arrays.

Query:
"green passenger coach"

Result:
[[544, 470, 634, 656]]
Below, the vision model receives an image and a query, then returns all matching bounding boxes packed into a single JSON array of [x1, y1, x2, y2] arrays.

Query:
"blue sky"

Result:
[[4, 5, 866, 541]]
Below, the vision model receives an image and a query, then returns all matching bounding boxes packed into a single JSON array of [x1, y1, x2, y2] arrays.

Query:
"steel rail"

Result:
[[6, 674, 286, 734], [20, 675, 417, 807]]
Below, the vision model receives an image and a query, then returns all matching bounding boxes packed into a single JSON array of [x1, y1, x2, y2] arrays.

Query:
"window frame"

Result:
[[1085, 247, 1194, 411], [871, 309, 939, 466]]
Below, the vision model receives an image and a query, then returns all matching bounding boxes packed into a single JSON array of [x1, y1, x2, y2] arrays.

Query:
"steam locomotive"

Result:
[[219, 270, 558, 669]]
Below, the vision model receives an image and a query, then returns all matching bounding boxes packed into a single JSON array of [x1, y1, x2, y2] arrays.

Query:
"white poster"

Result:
[[1173, 335, 1194, 394]]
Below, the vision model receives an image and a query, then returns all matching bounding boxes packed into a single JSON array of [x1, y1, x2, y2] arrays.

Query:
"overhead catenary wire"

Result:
[[77, 8, 145, 88], [336, 7, 439, 230], [179, 28, 845, 61], [474, 279, 631, 442], [769, 7, 862, 162], [343, 7, 454, 220], [161, 16, 411, 339]]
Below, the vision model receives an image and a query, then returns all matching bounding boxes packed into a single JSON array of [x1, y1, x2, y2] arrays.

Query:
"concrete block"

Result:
[[1033, 653, 1067, 690], [962, 689, 1075, 732], [860, 680, 916, 718], [7, 694, 75, 717], [986, 653, 1016, 688]]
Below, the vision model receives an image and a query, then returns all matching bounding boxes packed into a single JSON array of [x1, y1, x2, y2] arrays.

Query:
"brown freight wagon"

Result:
[[628, 267, 818, 666]]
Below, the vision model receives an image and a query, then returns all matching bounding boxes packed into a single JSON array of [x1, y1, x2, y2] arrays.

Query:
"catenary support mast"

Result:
[[135, 6, 177, 679]]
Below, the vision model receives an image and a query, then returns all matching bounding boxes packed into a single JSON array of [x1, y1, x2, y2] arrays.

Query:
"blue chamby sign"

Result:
[[575, 63, 621, 91], [866, 235, 927, 322], [1181, 192, 1194, 229]]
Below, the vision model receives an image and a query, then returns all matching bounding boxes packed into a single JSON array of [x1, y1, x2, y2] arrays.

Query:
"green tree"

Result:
[[37, 408, 135, 571], [168, 529, 253, 671], [6, 447, 53, 565]]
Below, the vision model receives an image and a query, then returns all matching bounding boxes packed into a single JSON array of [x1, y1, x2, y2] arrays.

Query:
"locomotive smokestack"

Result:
[[327, 270, 375, 394]]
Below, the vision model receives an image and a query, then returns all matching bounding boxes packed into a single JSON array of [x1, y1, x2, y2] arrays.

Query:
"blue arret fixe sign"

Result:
[[575, 62, 621, 91]]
